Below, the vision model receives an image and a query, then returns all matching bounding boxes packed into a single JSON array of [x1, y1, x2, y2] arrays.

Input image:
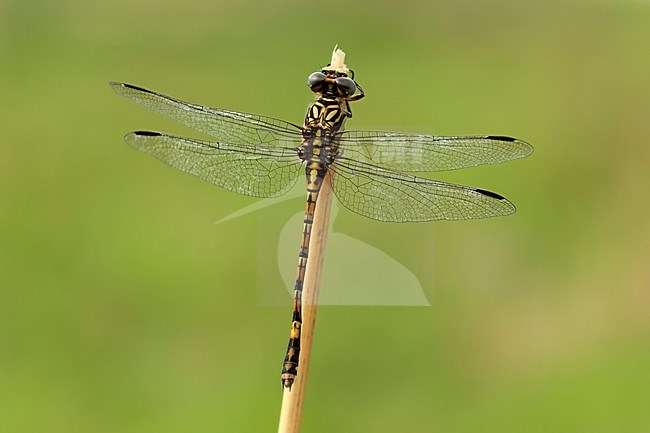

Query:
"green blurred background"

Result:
[[1, 0, 649, 431]]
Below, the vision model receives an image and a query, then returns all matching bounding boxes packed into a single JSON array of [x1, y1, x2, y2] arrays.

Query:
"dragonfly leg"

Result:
[[342, 83, 365, 118], [346, 81, 365, 102]]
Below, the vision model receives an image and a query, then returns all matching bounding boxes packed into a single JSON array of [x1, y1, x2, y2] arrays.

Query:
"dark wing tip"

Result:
[[124, 131, 162, 143], [132, 130, 162, 136], [123, 83, 149, 92], [473, 188, 505, 200], [109, 81, 152, 94], [473, 188, 518, 217], [487, 135, 516, 142]]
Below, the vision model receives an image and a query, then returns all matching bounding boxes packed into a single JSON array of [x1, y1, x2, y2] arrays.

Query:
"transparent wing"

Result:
[[337, 130, 533, 172], [330, 157, 516, 222], [126, 131, 302, 198], [110, 82, 304, 147]]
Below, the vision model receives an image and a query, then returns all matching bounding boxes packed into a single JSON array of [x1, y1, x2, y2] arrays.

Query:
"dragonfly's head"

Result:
[[307, 46, 361, 99], [307, 69, 357, 99]]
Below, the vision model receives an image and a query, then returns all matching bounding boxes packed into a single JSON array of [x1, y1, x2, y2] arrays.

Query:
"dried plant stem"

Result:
[[277, 174, 335, 433]]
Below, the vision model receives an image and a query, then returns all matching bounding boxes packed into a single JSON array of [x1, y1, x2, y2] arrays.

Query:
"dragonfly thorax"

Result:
[[304, 97, 348, 132]]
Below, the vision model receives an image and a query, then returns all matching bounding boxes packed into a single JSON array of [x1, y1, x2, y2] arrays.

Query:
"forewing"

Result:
[[330, 157, 516, 222], [338, 130, 533, 172], [110, 82, 304, 147], [126, 131, 302, 198]]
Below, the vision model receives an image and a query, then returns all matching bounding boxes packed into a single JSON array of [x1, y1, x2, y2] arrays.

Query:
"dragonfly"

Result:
[[110, 48, 532, 390]]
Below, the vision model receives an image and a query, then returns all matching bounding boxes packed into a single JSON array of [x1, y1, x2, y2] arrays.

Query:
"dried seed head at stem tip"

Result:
[[330, 45, 350, 75]]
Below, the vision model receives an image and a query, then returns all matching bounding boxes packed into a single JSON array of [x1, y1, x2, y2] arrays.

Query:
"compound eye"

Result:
[[307, 71, 326, 87], [335, 76, 356, 95]]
